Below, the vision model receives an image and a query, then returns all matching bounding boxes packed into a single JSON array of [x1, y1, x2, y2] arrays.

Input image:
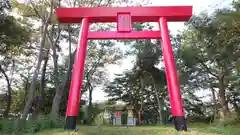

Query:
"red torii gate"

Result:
[[56, 6, 192, 131]]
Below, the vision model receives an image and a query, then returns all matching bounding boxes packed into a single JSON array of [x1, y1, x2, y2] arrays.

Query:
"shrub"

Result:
[[0, 115, 65, 134], [0, 118, 15, 134], [219, 117, 240, 127]]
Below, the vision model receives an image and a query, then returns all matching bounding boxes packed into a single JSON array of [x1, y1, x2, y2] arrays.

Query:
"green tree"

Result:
[[178, 4, 240, 121], [104, 23, 168, 124], [0, 0, 31, 117]]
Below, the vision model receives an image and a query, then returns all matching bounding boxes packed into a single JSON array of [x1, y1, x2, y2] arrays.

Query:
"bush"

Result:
[[0, 118, 15, 134], [0, 115, 65, 134], [219, 117, 240, 127]]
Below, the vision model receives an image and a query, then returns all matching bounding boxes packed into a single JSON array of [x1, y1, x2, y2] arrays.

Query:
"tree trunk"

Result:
[[88, 85, 93, 124], [15, 15, 52, 135], [139, 76, 145, 124], [0, 65, 12, 117], [50, 43, 63, 119], [218, 75, 230, 120], [85, 48, 104, 124], [50, 51, 73, 119], [13, 2, 54, 134], [51, 88, 63, 117], [154, 88, 164, 124], [88, 87, 93, 109], [50, 25, 72, 119], [22, 74, 29, 111], [88, 84, 93, 107], [50, 46, 61, 119], [32, 51, 49, 119], [211, 87, 218, 121], [21, 25, 48, 119]]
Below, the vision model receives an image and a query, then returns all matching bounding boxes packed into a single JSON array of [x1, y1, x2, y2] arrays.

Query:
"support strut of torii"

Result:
[[56, 6, 192, 132]]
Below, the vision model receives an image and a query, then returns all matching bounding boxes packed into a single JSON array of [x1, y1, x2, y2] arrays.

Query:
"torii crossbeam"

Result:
[[56, 6, 192, 131]]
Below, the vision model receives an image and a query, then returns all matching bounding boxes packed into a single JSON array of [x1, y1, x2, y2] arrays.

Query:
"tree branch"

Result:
[[194, 56, 218, 78], [29, 0, 45, 21], [84, 46, 104, 91]]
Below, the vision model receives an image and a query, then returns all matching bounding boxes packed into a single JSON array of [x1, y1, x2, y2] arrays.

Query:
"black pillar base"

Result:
[[173, 116, 187, 131], [64, 116, 77, 131]]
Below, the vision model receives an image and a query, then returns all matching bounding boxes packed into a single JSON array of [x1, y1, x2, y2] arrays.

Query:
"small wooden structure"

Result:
[[112, 105, 124, 126], [126, 105, 136, 126]]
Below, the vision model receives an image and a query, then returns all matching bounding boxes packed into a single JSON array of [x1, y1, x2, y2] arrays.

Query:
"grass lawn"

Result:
[[30, 124, 240, 135]]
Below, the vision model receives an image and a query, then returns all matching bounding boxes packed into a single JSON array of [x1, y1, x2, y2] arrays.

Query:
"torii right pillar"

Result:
[[159, 17, 187, 131]]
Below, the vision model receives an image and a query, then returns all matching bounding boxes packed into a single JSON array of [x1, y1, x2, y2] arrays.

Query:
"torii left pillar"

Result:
[[56, 6, 192, 132]]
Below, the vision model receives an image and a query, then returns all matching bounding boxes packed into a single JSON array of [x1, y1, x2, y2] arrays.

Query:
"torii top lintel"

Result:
[[56, 6, 192, 23]]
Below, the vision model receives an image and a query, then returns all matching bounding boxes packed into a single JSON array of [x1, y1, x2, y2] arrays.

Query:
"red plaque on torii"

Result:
[[56, 6, 192, 131]]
